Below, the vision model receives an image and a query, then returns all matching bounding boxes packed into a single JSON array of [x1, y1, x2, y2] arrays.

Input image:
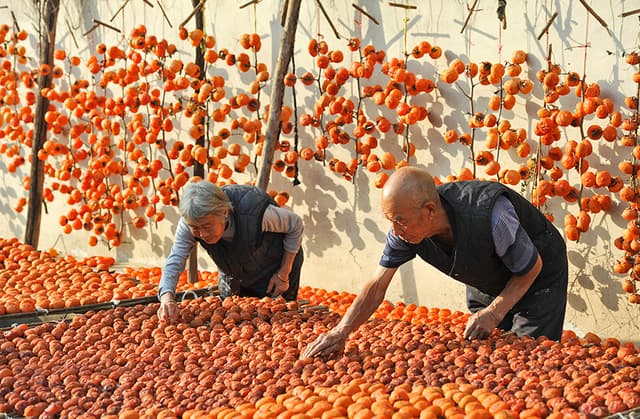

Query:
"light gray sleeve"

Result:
[[491, 195, 538, 275], [491, 195, 519, 257], [261, 204, 304, 253], [158, 218, 196, 298]]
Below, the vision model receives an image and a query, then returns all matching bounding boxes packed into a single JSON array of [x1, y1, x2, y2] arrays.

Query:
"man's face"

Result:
[[187, 213, 227, 244], [382, 199, 432, 244]]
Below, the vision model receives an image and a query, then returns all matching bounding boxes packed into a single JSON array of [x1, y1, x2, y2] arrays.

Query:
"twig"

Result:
[[142, 0, 154, 7], [239, 0, 261, 9], [156, 1, 173, 27], [83, 24, 99, 37], [578, 0, 608, 29], [315, 0, 340, 39], [460, 0, 479, 33], [537, 11, 558, 40], [352, 3, 379, 25], [66, 19, 79, 48], [10, 10, 20, 32], [389, 2, 416, 9], [110, 0, 131, 22], [619, 8, 640, 18], [180, 0, 206, 28], [0, 6, 8, 9], [94, 19, 121, 33]]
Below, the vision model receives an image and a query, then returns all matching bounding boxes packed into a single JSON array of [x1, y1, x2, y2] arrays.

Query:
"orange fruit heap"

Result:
[[0, 292, 637, 418]]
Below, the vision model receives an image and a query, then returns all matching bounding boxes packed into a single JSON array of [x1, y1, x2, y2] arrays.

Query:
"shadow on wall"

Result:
[[288, 163, 343, 258], [116, 205, 181, 264], [564, 211, 640, 342], [0, 164, 24, 239], [566, 213, 624, 313]]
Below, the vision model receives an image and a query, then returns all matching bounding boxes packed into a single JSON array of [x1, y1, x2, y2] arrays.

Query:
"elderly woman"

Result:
[[157, 180, 304, 322]]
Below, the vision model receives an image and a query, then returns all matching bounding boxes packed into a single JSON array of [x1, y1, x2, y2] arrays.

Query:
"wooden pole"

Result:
[[25, 0, 60, 249], [188, 0, 206, 284], [256, 0, 302, 191]]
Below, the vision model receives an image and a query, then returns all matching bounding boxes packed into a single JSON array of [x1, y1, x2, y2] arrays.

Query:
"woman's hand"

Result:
[[158, 293, 179, 323], [267, 271, 289, 297]]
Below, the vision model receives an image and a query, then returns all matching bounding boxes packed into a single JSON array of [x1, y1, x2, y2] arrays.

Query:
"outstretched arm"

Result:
[[464, 254, 542, 339], [262, 205, 304, 297], [157, 219, 196, 323], [302, 265, 397, 358]]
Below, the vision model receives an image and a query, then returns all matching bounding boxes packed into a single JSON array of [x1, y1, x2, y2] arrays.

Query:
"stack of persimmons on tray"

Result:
[[0, 236, 638, 418]]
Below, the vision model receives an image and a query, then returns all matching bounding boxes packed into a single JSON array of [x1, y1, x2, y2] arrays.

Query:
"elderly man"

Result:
[[158, 180, 304, 322], [303, 166, 567, 358]]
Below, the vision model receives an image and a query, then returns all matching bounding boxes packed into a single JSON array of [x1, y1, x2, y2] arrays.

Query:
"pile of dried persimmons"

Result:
[[0, 237, 639, 418]]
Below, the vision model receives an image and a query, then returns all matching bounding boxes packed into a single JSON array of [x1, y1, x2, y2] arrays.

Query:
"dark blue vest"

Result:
[[196, 185, 285, 288], [430, 181, 565, 296]]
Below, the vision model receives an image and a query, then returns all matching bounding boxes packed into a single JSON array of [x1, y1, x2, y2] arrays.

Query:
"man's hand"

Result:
[[302, 266, 397, 359], [301, 329, 348, 359], [463, 308, 501, 340], [267, 272, 289, 297], [158, 293, 179, 323]]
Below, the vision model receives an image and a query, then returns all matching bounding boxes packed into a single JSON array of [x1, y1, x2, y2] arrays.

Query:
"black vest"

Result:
[[427, 181, 564, 296], [196, 185, 285, 288]]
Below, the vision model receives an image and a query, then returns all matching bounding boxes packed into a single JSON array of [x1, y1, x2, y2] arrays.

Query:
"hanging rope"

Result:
[[253, 1, 257, 34], [582, 12, 590, 79], [497, 20, 503, 63], [497, 0, 507, 60], [354, 6, 362, 39], [316, 0, 323, 40], [402, 8, 409, 57]]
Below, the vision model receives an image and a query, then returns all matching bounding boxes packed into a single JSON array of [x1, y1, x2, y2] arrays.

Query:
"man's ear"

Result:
[[424, 201, 437, 215]]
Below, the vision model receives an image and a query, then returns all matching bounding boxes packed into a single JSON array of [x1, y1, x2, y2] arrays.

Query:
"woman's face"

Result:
[[187, 212, 228, 244]]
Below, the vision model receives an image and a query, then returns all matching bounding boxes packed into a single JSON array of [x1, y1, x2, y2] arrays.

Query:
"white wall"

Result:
[[0, 0, 638, 343]]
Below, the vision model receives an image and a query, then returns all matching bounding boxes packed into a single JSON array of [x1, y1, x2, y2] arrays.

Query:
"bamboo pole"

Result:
[[25, 0, 60, 249], [389, 2, 416, 9], [352, 3, 379, 25], [156, 1, 173, 27], [180, 0, 206, 28], [315, 0, 340, 39], [619, 8, 640, 18], [537, 12, 558, 40], [256, 0, 303, 191], [111, 0, 130, 21], [577, 0, 608, 29], [188, 0, 206, 284], [460, 0, 479, 33]]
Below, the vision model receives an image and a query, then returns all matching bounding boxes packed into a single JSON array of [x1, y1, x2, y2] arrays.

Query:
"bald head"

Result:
[[382, 167, 438, 209]]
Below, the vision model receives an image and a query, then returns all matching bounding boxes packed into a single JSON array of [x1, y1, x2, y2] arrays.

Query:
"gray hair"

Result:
[[179, 181, 233, 223]]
